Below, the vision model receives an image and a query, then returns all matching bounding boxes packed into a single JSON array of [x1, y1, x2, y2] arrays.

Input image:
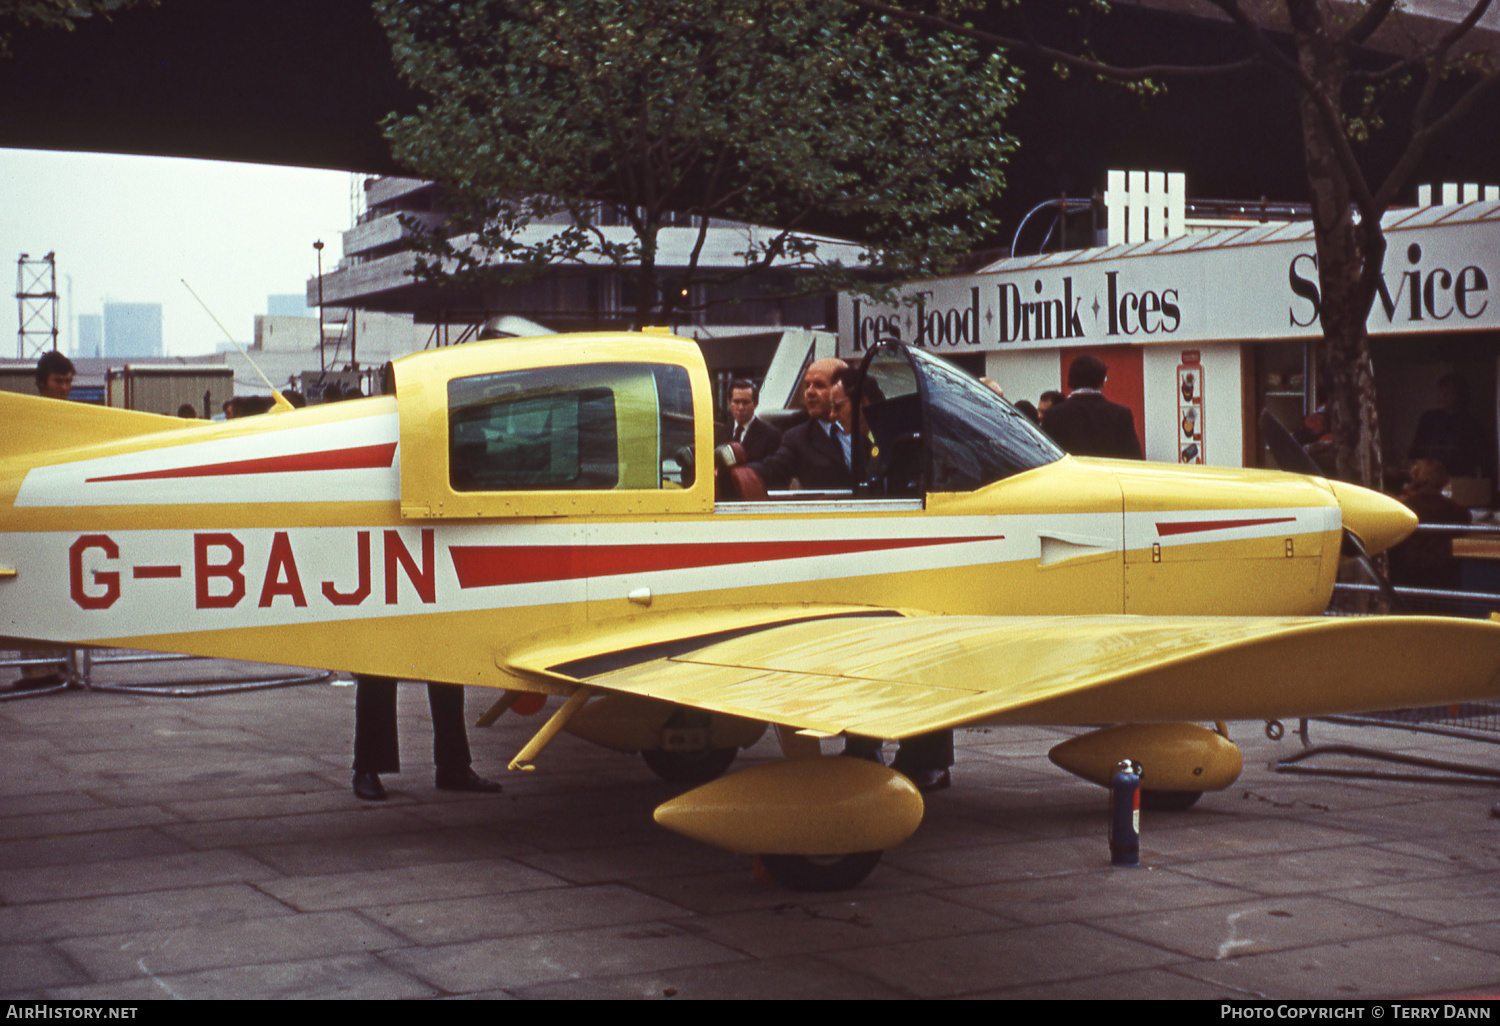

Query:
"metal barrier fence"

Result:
[[2, 647, 332, 700], [1282, 522, 1500, 787]]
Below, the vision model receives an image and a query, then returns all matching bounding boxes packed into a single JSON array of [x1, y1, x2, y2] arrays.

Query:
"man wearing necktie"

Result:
[[746, 359, 855, 491], [726, 378, 781, 462]]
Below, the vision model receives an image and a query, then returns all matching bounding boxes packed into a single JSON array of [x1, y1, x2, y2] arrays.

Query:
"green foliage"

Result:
[[374, 0, 1020, 319], [0, 0, 147, 58]]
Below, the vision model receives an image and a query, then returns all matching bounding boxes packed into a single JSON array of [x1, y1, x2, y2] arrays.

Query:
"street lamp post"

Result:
[[313, 240, 325, 374]]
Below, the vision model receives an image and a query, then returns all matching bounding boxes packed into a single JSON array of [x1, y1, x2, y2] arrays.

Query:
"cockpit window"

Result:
[[448, 362, 693, 492], [912, 348, 1065, 491], [854, 344, 1064, 496]]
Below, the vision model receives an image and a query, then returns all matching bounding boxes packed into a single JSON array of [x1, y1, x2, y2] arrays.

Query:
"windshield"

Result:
[[907, 346, 1065, 492]]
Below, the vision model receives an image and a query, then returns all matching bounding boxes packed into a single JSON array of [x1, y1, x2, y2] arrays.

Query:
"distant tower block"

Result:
[[16, 252, 59, 359]]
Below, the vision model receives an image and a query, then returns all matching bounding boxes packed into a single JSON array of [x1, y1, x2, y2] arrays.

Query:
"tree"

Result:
[[374, 0, 1021, 327], [0, 0, 149, 59], [853, 0, 1500, 491]]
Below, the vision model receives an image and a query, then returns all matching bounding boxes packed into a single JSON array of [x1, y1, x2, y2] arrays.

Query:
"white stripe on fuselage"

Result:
[[14, 412, 400, 508], [0, 506, 1335, 644]]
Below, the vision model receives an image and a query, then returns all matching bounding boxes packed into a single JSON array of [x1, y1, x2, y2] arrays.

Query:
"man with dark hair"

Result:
[[1410, 372, 1489, 479], [13, 352, 77, 690], [35, 351, 74, 400], [1037, 390, 1064, 414], [726, 377, 781, 462], [1041, 354, 1143, 459]]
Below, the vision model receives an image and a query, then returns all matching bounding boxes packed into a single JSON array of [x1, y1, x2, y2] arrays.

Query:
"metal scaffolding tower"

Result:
[[16, 252, 60, 359]]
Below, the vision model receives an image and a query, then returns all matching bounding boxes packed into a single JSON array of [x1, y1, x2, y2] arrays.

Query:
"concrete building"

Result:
[[76, 314, 102, 359], [305, 177, 860, 413], [267, 293, 312, 318], [102, 302, 163, 359], [311, 177, 858, 343], [231, 306, 436, 402]]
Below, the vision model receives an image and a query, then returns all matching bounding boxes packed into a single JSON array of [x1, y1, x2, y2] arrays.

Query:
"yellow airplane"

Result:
[[4, 330, 1499, 890]]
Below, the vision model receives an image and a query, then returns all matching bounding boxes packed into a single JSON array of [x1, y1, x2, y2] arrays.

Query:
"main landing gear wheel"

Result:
[[1140, 790, 1202, 811], [758, 851, 884, 891], [641, 747, 738, 785]]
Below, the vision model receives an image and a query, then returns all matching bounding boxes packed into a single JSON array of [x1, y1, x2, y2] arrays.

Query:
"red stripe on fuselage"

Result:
[[85, 442, 399, 483], [449, 536, 1004, 589], [1155, 516, 1296, 537]]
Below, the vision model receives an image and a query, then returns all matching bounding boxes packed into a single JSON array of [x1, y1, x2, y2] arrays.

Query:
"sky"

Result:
[[0, 148, 359, 358]]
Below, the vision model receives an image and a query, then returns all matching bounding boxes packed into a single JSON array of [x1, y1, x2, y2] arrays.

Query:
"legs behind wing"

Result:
[[844, 730, 954, 793]]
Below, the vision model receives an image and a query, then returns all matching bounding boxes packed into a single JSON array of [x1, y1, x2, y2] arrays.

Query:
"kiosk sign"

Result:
[[839, 204, 1499, 358]]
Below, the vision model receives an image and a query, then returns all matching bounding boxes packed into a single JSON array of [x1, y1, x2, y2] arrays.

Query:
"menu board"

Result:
[[1177, 351, 1204, 464]]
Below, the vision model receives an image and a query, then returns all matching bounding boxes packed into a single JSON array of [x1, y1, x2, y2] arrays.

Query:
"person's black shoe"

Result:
[[352, 771, 387, 801], [435, 768, 502, 794], [898, 767, 951, 794]]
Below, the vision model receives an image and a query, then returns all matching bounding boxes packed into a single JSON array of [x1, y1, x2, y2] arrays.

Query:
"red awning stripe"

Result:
[[1155, 516, 1296, 537], [85, 442, 399, 483], [450, 536, 1004, 589]]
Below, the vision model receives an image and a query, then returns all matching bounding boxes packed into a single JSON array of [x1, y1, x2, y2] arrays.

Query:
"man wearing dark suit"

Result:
[[352, 675, 501, 801], [748, 358, 855, 490], [726, 378, 782, 463], [1042, 354, 1144, 460]]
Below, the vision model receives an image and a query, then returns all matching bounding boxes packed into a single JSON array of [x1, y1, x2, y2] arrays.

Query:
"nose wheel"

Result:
[[641, 746, 738, 785]]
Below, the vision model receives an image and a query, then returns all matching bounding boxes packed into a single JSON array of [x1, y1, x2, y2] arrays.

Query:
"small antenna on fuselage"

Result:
[[181, 279, 294, 413]]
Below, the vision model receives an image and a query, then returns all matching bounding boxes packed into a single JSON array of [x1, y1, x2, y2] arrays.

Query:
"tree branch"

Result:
[[1349, 0, 1495, 85], [845, 0, 1262, 80]]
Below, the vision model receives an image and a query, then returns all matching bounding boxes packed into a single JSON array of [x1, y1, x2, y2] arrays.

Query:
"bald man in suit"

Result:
[[748, 359, 855, 490]]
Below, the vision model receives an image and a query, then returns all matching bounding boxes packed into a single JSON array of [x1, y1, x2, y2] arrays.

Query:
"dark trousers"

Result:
[[890, 730, 954, 772], [845, 730, 953, 769], [352, 675, 471, 774]]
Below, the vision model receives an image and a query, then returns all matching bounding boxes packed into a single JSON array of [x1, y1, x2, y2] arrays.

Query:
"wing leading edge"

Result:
[[520, 612, 1500, 739]]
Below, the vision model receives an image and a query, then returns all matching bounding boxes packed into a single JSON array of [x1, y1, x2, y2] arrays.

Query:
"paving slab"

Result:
[[1, 657, 1499, 1000], [367, 882, 698, 946], [258, 857, 569, 913], [1094, 892, 1433, 960], [514, 954, 907, 999], [56, 908, 408, 981], [1175, 932, 1500, 1000], [673, 890, 1015, 959], [818, 920, 1181, 997], [380, 924, 747, 993], [0, 849, 279, 905], [46, 952, 440, 1001], [938, 864, 1256, 925]]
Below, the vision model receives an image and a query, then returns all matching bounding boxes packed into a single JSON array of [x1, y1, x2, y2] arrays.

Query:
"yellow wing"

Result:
[[510, 611, 1500, 738]]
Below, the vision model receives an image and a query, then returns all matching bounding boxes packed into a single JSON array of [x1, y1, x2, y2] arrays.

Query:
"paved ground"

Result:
[[2, 656, 1499, 1000]]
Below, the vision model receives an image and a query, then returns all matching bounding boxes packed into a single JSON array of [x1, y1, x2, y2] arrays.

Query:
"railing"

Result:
[[2, 648, 332, 701], [1281, 522, 1500, 786]]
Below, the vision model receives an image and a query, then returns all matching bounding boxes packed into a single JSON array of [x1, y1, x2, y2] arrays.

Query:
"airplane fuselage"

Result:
[[0, 333, 1363, 691]]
